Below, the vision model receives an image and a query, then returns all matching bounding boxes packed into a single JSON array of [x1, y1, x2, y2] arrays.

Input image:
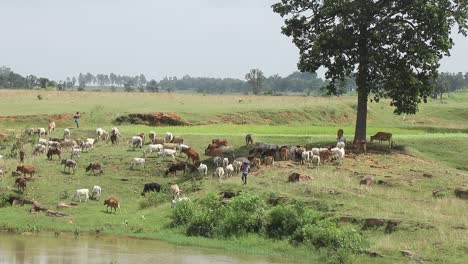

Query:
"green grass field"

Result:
[[0, 89, 467, 263]]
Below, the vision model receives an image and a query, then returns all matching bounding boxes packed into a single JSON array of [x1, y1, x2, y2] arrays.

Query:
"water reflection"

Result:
[[0, 233, 293, 264]]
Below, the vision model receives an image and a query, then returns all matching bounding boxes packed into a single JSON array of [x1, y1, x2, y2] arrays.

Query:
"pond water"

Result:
[[0, 233, 297, 264]]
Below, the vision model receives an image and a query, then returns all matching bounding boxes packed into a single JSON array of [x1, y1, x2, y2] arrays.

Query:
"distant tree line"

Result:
[[1, 65, 467, 96]]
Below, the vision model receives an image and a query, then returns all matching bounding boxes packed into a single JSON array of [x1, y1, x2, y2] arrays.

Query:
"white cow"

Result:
[[86, 138, 96, 145], [214, 167, 225, 178], [72, 189, 89, 202], [213, 156, 223, 167], [157, 149, 176, 160], [39, 138, 48, 146], [96, 128, 104, 140], [225, 164, 234, 177], [32, 144, 46, 155], [81, 142, 93, 152], [233, 160, 242, 174], [37, 128, 46, 137], [91, 185, 102, 200], [197, 163, 208, 177], [164, 132, 174, 143], [222, 158, 229, 168], [131, 157, 146, 169], [143, 144, 163, 157], [63, 128, 71, 139], [71, 148, 82, 159], [130, 136, 143, 149]]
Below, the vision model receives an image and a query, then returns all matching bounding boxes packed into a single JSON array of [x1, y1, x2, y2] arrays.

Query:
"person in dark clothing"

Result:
[[241, 162, 251, 185], [73, 112, 81, 128]]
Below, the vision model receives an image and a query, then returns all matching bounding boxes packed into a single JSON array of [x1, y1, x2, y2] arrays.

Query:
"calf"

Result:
[[104, 197, 120, 213], [86, 162, 103, 176], [141, 183, 161, 196], [61, 159, 77, 173], [73, 189, 89, 202], [16, 165, 36, 177], [353, 139, 367, 154], [197, 163, 208, 177], [165, 162, 187, 176], [181, 147, 200, 164]]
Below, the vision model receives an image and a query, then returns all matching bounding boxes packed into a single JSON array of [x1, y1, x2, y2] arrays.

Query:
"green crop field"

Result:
[[0, 89, 467, 263]]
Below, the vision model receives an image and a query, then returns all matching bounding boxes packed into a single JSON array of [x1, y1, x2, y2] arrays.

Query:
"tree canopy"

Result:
[[273, 0, 468, 140]]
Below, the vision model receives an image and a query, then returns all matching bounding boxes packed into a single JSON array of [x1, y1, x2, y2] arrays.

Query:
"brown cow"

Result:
[[279, 147, 289, 161], [16, 165, 36, 177], [15, 178, 27, 192], [104, 198, 120, 213], [136, 133, 146, 143], [171, 136, 184, 144], [181, 147, 200, 164], [370, 132, 393, 149], [86, 162, 103, 175], [212, 139, 228, 147], [319, 149, 334, 162], [264, 156, 275, 166], [48, 121, 56, 135]]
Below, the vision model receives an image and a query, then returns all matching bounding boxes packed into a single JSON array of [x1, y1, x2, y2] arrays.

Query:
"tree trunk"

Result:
[[354, 21, 370, 142]]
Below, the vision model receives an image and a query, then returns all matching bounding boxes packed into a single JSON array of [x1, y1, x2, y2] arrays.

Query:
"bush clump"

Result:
[[139, 192, 167, 209]]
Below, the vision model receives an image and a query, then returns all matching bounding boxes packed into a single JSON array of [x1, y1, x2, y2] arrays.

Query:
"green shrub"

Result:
[[219, 193, 265, 237], [170, 200, 195, 227], [0, 193, 11, 208], [138, 192, 167, 209], [265, 205, 301, 239], [293, 219, 368, 253], [186, 193, 224, 237]]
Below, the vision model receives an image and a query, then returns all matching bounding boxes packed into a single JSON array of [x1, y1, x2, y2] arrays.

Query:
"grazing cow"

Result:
[[130, 136, 143, 150], [157, 149, 177, 160], [353, 139, 367, 154], [370, 132, 393, 149], [181, 147, 200, 164], [47, 147, 62, 161], [60, 139, 75, 151], [197, 163, 208, 177], [91, 185, 102, 200], [141, 183, 161, 196], [163, 143, 178, 150], [143, 144, 164, 157], [63, 128, 71, 139], [47, 140, 61, 150], [279, 146, 289, 161], [61, 159, 77, 173], [164, 132, 174, 143], [232, 160, 242, 174], [171, 136, 184, 144], [222, 157, 229, 168], [73, 189, 89, 202], [170, 184, 182, 199], [38, 138, 48, 146], [100, 131, 110, 142], [71, 148, 81, 159], [214, 167, 225, 178], [37, 128, 47, 137], [81, 142, 93, 152], [111, 127, 122, 137], [264, 156, 275, 166], [48, 121, 56, 135], [301, 151, 310, 163], [130, 158, 146, 169], [16, 165, 36, 177], [225, 164, 234, 177], [104, 197, 120, 213], [245, 134, 253, 145], [205, 146, 235, 159], [86, 162, 103, 175], [15, 178, 27, 192], [165, 161, 187, 176], [319, 149, 334, 162], [148, 131, 156, 144]]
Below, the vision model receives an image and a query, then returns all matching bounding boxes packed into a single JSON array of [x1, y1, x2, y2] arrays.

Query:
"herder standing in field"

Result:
[[241, 162, 251, 185], [73, 112, 81, 128]]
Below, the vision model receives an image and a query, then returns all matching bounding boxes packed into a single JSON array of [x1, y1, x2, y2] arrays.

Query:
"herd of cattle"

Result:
[[0, 121, 394, 214]]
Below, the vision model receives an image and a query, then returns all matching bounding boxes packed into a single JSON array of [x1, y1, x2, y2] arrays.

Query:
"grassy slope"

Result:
[[1, 90, 468, 263]]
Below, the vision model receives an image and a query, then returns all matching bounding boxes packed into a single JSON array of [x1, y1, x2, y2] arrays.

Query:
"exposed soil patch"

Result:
[[0, 113, 70, 122], [114, 112, 191, 126]]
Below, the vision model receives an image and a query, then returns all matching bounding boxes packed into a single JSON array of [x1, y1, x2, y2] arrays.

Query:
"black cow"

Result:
[[165, 162, 187, 176], [141, 183, 161, 196]]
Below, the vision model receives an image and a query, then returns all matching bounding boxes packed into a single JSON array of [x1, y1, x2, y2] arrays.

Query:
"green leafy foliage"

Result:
[[139, 192, 167, 209]]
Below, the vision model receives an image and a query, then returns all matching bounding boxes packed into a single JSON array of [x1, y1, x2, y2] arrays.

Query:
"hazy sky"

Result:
[[1, 0, 467, 81]]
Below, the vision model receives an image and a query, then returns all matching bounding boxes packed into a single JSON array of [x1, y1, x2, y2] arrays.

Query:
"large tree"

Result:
[[245, 69, 266, 95], [273, 0, 467, 141]]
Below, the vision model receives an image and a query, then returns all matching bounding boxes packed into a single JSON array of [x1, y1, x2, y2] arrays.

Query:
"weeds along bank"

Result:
[[1, 130, 468, 263]]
